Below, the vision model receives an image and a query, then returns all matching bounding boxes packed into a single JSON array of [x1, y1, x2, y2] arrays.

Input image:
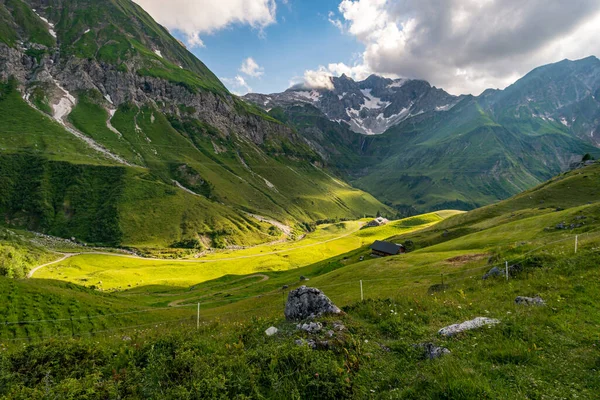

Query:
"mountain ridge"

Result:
[[0, 0, 391, 249], [243, 57, 600, 213]]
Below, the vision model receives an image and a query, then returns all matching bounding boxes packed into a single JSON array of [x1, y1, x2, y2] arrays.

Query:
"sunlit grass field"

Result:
[[35, 212, 450, 290]]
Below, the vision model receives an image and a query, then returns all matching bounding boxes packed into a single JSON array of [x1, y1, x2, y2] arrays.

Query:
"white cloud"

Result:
[[309, 0, 600, 95], [297, 60, 372, 90], [134, 0, 277, 48], [301, 67, 335, 90], [328, 11, 344, 32], [222, 75, 253, 95], [240, 57, 265, 77]]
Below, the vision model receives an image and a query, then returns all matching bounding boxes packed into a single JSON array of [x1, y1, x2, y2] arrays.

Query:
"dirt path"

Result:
[[27, 253, 76, 278], [167, 274, 270, 307], [245, 213, 292, 236], [28, 223, 364, 277]]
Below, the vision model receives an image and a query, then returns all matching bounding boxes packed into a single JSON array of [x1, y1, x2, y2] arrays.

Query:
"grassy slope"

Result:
[[0, 81, 109, 165], [1, 0, 392, 249], [35, 213, 446, 290], [1, 165, 600, 398], [353, 98, 600, 212]]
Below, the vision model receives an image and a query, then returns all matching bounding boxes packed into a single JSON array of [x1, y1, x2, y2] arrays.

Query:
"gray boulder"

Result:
[[417, 343, 450, 359], [438, 317, 500, 337], [284, 286, 342, 320], [483, 267, 503, 280], [483, 264, 522, 280], [515, 296, 545, 306]]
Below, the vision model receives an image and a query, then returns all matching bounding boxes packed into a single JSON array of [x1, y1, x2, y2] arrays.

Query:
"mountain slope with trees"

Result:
[[0, 0, 390, 249]]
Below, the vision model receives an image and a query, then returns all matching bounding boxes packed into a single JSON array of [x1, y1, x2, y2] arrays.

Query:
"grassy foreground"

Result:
[[1, 163, 599, 398]]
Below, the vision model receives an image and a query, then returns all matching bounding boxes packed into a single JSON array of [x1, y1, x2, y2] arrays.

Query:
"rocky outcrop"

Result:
[[483, 264, 523, 280], [0, 44, 30, 82], [438, 317, 500, 337], [0, 43, 299, 150], [284, 286, 342, 320]]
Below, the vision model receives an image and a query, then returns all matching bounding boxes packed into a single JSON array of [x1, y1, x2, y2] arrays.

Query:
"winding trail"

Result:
[[27, 253, 76, 278], [27, 223, 365, 278]]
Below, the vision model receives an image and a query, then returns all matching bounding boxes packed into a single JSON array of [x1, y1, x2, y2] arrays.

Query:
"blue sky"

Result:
[[137, 0, 600, 96], [170, 0, 361, 95]]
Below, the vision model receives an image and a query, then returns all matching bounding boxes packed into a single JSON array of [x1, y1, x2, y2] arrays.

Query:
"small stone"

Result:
[[297, 322, 323, 333], [282, 285, 289, 289], [515, 296, 546, 306], [265, 326, 278, 336], [416, 343, 450, 359], [438, 317, 500, 337], [332, 321, 346, 331], [122, 336, 132, 341], [482, 267, 503, 280], [295, 338, 316, 349], [300, 275, 308, 281], [379, 343, 391, 352], [326, 330, 335, 338]]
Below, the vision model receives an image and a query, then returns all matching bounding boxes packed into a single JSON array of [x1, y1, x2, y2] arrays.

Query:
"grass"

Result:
[[1, 0, 394, 252], [1, 83, 391, 249], [2, 213, 600, 398], [35, 213, 448, 291], [1, 164, 600, 397], [0, 80, 108, 165]]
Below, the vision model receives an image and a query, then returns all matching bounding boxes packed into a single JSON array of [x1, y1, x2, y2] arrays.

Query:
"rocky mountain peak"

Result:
[[245, 74, 461, 135]]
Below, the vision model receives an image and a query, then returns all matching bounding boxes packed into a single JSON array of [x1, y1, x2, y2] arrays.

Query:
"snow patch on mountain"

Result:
[[360, 89, 390, 110], [52, 80, 77, 123], [33, 10, 57, 38], [295, 90, 321, 102]]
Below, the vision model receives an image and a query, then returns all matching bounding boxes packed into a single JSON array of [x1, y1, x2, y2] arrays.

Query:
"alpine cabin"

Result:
[[370, 240, 405, 257]]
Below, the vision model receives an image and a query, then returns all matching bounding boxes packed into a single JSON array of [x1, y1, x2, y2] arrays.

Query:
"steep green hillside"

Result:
[[0, 0, 391, 248], [354, 96, 599, 212]]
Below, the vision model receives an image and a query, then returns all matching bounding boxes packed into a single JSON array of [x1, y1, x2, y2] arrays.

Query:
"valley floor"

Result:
[[1, 164, 600, 398]]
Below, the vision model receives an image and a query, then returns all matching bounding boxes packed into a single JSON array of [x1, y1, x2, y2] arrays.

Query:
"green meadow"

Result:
[[1, 163, 600, 398], [34, 212, 449, 291]]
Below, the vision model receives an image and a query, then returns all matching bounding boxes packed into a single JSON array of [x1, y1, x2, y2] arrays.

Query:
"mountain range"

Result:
[[0, 0, 599, 249], [245, 57, 600, 212]]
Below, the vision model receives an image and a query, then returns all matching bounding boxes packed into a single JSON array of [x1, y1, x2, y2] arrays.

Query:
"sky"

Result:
[[134, 0, 600, 96]]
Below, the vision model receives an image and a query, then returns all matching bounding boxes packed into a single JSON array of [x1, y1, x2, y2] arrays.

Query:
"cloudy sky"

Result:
[[134, 0, 600, 95]]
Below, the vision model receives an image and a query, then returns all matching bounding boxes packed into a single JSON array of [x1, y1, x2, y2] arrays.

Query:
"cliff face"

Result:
[[0, 47, 296, 151], [0, 0, 300, 151]]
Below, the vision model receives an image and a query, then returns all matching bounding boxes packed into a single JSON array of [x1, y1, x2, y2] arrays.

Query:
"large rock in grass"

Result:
[[515, 296, 546, 306], [438, 317, 500, 337], [285, 286, 341, 320], [482, 264, 523, 280], [416, 343, 451, 360]]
